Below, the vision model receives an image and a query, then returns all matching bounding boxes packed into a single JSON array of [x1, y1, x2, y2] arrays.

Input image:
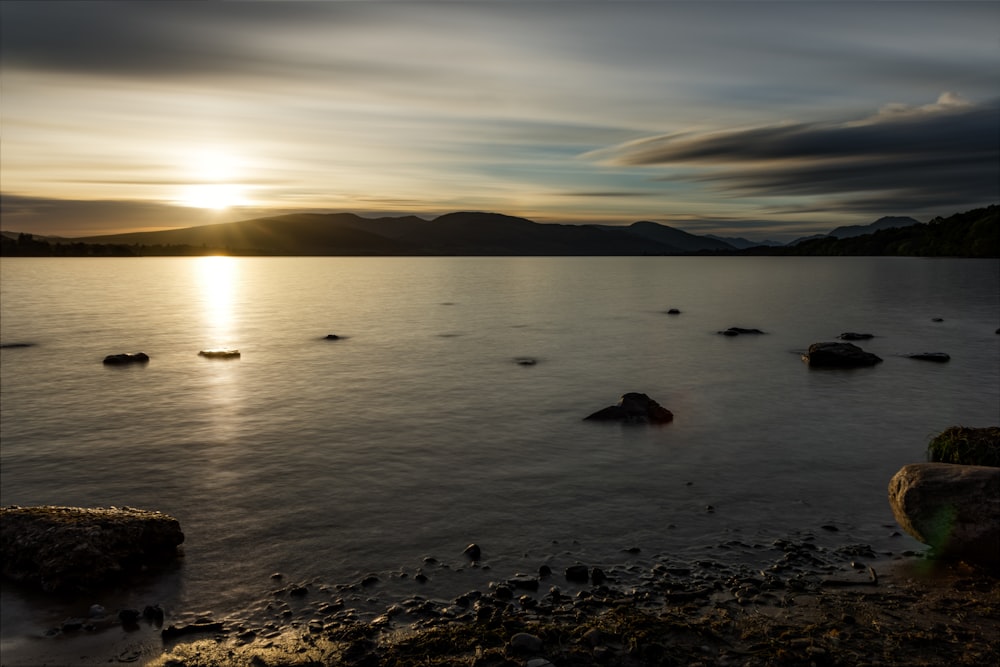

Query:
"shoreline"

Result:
[[3, 536, 997, 667]]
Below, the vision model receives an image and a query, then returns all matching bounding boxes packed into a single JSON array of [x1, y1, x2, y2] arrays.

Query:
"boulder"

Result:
[[888, 463, 1000, 566], [802, 342, 882, 368], [584, 392, 673, 424], [103, 352, 149, 365], [1, 505, 184, 593]]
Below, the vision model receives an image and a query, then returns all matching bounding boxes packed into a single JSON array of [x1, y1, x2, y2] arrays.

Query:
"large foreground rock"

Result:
[[584, 392, 673, 424], [1, 505, 184, 593], [888, 464, 1000, 566], [803, 341, 882, 368]]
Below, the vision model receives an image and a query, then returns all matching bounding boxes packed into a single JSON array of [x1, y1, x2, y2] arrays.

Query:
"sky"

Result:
[[1, 1, 997, 242]]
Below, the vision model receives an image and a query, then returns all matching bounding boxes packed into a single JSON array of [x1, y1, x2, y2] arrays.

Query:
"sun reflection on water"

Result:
[[194, 256, 243, 443], [196, 255, 238, 344]]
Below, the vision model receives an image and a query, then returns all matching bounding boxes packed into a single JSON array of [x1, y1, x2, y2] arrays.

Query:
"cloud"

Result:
[[590, 95, 999, 214]]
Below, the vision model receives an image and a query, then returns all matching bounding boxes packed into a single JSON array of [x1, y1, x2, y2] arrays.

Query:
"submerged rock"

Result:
[[324, 334, 341, 340], [0, 505, 184, 593], [718, 327, 764, 336], [584, 392, 673, 424], [906, 352, 950, 362], [102, 352, 149, 365], [888, 463, 1000, 566], [838, 332, 874, 341], [802, 342, 882, 368]]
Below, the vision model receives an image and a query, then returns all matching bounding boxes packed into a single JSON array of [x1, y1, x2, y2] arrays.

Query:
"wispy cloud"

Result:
[[589, 94, 999, 215]]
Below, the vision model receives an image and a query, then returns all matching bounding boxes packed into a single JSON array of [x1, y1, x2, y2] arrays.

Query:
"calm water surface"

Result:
[[1, 256, 998, 662]]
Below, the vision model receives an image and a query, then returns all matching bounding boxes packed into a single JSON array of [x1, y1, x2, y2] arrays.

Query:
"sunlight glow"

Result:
[[178, 183, 248, 210], [173, 149, 251, 209], [196, 256, 238, 340]]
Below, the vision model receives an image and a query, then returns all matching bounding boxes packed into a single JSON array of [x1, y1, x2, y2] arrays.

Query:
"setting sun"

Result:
[[178, 183, 248, 210]]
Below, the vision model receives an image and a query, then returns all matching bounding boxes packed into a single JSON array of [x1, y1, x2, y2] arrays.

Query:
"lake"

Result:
[[1, 256, 997, 664]]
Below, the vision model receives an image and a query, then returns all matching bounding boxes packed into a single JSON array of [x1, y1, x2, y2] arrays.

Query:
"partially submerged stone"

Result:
[[838, 332, 874, 341], [584, 392, 673, 424], [103, 352, 149, 365], [888, 463, 1000, 566], [198, 349, 240, 359], [907, 352, 950, 362], [803, 342, 882, 368], [1, 505, 184, 593], [718, 327, 764, 336]]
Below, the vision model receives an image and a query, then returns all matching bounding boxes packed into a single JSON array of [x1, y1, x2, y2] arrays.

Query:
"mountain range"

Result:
[[3, 208, 995, 257]]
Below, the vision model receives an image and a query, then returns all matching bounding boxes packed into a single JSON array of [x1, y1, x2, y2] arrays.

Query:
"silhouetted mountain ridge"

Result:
[[2, 206, 995, 257], [52, 211, 721, 256]]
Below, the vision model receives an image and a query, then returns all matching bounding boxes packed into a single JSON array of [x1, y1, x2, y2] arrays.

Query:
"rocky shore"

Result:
[[7, 532, 993, 667], [141, 541, 998, 667]]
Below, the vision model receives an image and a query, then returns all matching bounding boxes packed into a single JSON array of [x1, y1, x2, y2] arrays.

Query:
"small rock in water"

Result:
[[324, 334, 341, 340], [565, 564, 589, 583], [584, 392, 673, 424], [88, 604, 106, 618], [839, 332, 874, 340], [718, 327, 765, 336], [463, 543, 482, 561], [198, 349, 240, 359], [802, 341, 882, 368], [906, 352, 950, 362], [666, 308, 681, 314], [103, 352, 150, 365], [514, 357, 538, 366], [932, 317, 944, 322]]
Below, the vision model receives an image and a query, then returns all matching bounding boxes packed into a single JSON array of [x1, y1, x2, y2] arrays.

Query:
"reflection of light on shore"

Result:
[[196, 256, 237, 341]]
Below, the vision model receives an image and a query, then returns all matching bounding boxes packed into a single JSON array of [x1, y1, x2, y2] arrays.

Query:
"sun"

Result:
[[174, 149, 250, 210], [178, 183, 247, 210]]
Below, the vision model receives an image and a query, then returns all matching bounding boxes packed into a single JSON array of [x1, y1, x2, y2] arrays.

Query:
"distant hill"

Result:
[[773, 206, 998, 257], [788, 215, 922, 246], [705, 234, 783, 249], [594, 221, 735, 252], [24, 211, 707, 256], [828, 216, 921, 239]]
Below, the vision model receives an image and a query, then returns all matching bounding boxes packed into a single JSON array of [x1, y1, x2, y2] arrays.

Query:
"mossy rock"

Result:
[[927, 426, 1000, 467]]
